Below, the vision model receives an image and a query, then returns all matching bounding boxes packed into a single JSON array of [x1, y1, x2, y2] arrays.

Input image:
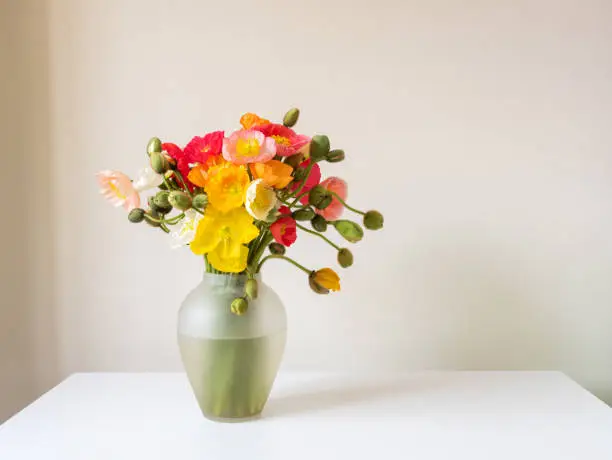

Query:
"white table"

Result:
[[0, 372, 611, 459]]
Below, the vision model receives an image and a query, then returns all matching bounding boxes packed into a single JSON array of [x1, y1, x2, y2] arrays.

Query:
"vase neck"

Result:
[[201, 272, 260, 289]]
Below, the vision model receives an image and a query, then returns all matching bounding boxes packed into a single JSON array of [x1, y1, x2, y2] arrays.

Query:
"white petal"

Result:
[[133, 167, 164, 192], [169, 210, 202, 249]]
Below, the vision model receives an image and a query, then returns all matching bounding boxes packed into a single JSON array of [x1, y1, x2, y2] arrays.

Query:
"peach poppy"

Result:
[[315, 177, 347, 221]]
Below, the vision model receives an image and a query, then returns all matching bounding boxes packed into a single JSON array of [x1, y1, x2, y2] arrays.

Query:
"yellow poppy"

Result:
[[310, 268, 341, 292], [190, 206, 259, 273], [204, 163, 250, 213]]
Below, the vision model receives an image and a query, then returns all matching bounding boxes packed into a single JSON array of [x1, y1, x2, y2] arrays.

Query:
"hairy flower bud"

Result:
[[150, 152, 169, 174], [231, 297, 248, 315], [147, 137, 162, 155], [337, 248, 354, 268], [192, 193, 208, 211], [269, 242, 286, 255], [363, 210, 384, 230], [128, 208, 145, 223], [144, 210, 161, 227], [245, 279, 258, 300], [153, 191, 172, 214], [292, 208, 315, 221], [283, 108, 300, 128], [284, 153, 305, 169], [308, 185, 331, 210], [326, 149, 345, 163], [169, 191, 192, 211], [311, 215, 328, 232], [309, 134, 330, 162], [309, 268, 341, 294], [333, 219, 364, 243]]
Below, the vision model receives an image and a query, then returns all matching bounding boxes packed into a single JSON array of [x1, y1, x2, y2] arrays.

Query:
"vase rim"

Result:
[[202, 271, 261, 284]]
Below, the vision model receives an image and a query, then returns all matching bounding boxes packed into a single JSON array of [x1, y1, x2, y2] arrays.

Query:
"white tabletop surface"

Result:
[[0, 372, 611, 459]]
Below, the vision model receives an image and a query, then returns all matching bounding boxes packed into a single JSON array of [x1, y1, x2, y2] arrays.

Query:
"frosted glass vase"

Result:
[[177, 273, 287, 422]]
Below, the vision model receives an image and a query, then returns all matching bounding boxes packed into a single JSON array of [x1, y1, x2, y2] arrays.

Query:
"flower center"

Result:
[[109, 181, 126, 200], [236, 138, 261, 157], [220, 226, 231, 240], [271, 135, 291, 147]]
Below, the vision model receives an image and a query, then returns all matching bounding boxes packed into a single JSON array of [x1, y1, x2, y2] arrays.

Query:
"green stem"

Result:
[[165, 212, 185, 224], [296, 222, 340, 250], [329, 191, 366, 216], [173, 170, 192, 195], [287, 163, 315, 205], [159, 223, 170, 233], [248, 230, 273, 271], [256, 255, 311, 274]]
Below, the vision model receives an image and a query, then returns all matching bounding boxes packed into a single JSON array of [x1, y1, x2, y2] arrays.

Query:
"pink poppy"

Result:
[[96, 170, 140, 211], [222, 130, 276, 164], [254, 123, 310, 157], [316, 177, 347, 221]]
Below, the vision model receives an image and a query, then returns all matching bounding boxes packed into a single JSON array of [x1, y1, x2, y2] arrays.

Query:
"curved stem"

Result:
[[329, 191, 366, 216], [295, 222, 340, 250], [172, 170, 192, 196], [256, 255, 311, 274], [165, 212, 185, 224], [287, 163, 314, 205]]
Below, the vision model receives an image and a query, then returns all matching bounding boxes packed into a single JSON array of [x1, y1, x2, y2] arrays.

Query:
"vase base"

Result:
[[203, 412, 262, 423]]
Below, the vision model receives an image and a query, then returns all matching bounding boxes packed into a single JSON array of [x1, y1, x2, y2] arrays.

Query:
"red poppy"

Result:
[[290, 159, 321, 205], [271, 216, 297, 247], [184, 131, 224, 164]]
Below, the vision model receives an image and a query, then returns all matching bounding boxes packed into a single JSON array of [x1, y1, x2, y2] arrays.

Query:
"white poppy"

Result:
[[245, 179, 278, 221], [170, 209, 202, 248], [133, 167, 164, 192]]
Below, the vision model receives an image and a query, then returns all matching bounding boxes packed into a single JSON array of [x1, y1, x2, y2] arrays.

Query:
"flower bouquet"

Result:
[[97, 108, 383, 421]]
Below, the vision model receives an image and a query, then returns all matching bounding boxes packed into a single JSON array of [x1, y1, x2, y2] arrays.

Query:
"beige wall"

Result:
[[2, 0, 612, 418], [0, 0, 58, 421]]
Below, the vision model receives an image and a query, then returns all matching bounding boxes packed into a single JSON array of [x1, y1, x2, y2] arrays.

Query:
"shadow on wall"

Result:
[[0, 0, 58, 422]]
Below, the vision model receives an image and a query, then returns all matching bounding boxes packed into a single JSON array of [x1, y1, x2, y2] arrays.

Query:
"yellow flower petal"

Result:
[[208, 244, 249, 273], [205, 164, 250, 213], [190, 211, 222, 255], [313, 268, 341, 291]]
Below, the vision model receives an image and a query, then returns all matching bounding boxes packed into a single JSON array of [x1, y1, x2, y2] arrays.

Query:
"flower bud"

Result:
[[314, 195, 332, 210], [169, 191, 192, 211], [150, 152, 169, 174], [153, 191, 172, 214], [293, 167, 308, 182], [333, 219, 364, 243], [284, 153, 304, 169], [283, 108, 300, 128], [326, 149, 345, 163], [311, 215, 328, 232], [269, 242, 286, 255], [309, 274, 329, 294], [363, 210, 384, 230], [128, 208, 146, 223], [309, 268, 341, 294], [308, 185, 331, 210], [337, 248, 353, 268], [245, 279, 258, 300], [192, 193, 208, 211], [231, 297, 248, 315], [292, 208, 315, 221], [144, 210, 161, 227], [309, 134, 330, 162], [147, 137, 162, 155]]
